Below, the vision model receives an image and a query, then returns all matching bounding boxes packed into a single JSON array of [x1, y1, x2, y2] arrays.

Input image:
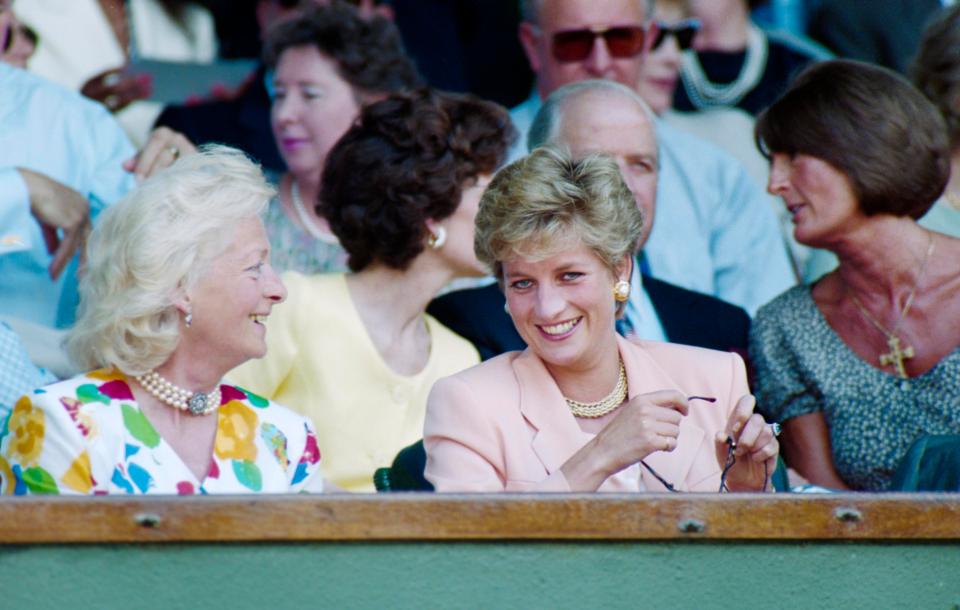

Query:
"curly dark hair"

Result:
[[320, 88, 516, 272], [756, 60, 949, 220], [262, 1, 422, 99]]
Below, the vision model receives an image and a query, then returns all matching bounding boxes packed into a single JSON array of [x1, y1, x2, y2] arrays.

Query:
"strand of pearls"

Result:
[[135, 370, 221, 416]]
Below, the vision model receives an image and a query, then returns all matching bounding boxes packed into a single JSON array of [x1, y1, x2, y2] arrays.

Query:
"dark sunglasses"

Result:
[[652, 19, 700, 51], [551, 25, 647, 63]]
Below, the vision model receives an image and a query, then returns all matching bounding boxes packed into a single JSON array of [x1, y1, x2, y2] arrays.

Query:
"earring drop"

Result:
[[184, 310, 193, 328], [613, 280, 630, 302], [427, 226, 447, 250]]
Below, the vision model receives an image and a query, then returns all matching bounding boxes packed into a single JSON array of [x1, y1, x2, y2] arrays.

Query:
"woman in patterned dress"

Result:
[[751, 60, 960, 490], [0, 146, 324, 495]]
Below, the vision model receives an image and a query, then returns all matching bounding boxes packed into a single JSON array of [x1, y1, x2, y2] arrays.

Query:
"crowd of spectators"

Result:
[[1, 0, 958, 496]]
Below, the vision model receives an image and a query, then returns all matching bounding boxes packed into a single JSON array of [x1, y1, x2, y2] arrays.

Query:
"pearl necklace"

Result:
[[679, 23, 768, 109], [564, 359, 628, 419], [135, 370, 222, 416], [290, 180, 338, 244]]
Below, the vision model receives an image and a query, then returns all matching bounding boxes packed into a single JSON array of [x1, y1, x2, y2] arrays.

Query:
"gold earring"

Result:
[[613, 280, 630, 302], [427, 226, 447, 250]]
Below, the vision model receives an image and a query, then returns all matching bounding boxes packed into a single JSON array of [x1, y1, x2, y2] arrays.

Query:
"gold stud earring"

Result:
[[613, 280, 630, 302]]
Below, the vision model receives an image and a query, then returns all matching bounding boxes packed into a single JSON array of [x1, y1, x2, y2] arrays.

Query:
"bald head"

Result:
[[530, 80, 660, 249]]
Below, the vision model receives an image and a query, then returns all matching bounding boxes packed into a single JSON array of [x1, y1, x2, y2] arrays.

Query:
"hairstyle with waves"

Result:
[[474, 146, 643, 315], [66, 145, 274, 375], [320, 87, 515, 271], [756, 59, 950, 219]]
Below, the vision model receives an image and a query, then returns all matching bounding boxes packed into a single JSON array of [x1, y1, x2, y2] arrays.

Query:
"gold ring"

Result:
[[167, 146, 180, 160]]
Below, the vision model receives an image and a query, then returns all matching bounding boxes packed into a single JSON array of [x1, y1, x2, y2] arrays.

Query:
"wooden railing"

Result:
[[2, 493, 959, 544]]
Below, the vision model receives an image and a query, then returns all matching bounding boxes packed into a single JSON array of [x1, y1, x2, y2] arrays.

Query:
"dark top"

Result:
[[154, 64, 285, 173], [673, 30, 825, 116]]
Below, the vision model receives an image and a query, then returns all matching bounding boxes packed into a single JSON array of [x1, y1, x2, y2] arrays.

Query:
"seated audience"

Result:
[[424, 147, 779, 493], [0, 146, 324, 495], [15, 0, 218, 146], [512, 0, 796, 314], [675, 0, 830, 116], [751, 60, 960, 491], [230, 89, 514, 492], [257, 3, 421, 274], [638, 0, 809, 274], [430, 80, 750, 360]]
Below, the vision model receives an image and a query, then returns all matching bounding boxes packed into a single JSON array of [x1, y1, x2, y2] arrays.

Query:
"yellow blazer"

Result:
[[424, 335, 749, 492]]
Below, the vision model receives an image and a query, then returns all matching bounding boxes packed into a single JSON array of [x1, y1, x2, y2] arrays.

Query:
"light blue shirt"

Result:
[[0, 64, 136, 328], [511, 93, 796, 316], [0, 322, 55, 422], [621, 263, 667, 342]]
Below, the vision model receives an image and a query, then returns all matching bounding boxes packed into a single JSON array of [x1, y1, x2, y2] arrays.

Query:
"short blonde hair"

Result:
[[474, 146, 643, 312], [66, 145, 275, 375]]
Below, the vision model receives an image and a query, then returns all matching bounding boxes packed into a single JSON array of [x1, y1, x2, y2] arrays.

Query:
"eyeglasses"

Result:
[[651, 19, 700, 51], [551, 25, 647, 63]]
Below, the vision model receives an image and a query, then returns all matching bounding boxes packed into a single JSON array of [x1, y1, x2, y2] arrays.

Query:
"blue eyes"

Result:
[[509, 272, 583, 290]]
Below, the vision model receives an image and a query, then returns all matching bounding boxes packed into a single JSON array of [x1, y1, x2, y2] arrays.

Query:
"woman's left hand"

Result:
[[715, 394, 779, 491]]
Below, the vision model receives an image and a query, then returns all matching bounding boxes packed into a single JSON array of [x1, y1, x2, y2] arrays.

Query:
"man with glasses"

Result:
[[510, 0, 795, 316]]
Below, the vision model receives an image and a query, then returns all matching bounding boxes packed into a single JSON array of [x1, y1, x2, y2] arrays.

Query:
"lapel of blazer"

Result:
[[512, 349, 594, 476], [619, 336, 706, 491], [512, 337, 707, 490]]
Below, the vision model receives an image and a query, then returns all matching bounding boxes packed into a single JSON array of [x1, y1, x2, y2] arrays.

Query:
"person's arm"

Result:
[[15, 169, 90, 280], [0, 167, 34, 256], [780, 412, 850, 490], [749, 298, 844, 488]]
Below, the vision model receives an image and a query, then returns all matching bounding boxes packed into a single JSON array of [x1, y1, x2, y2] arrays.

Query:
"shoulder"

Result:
[[754, 285, 811, 326], [647, 276, 748, 320], [629, 339, 743, 371], [426, 315, 481, 361], [432, 351, 522, 397], [275, 272, 347, 318]]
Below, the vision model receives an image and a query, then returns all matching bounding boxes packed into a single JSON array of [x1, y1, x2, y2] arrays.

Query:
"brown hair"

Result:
[[756, 59, 950, 219], [320, 88, 515, 271]]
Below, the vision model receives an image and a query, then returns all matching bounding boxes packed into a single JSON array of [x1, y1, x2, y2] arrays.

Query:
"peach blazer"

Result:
[[424, 335, 749, 492]]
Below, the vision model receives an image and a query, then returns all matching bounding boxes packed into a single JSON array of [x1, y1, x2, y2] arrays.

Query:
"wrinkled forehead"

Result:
[[536, 0, 648, 32], [559, 91, 657, 154]]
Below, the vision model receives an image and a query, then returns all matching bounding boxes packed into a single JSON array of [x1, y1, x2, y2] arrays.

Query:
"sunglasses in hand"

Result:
[[551, 25, 647, 63], [651, 19, 700, 51]]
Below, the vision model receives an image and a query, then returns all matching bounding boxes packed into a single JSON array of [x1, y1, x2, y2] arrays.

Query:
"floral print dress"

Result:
[[0, 369, 324, 495]]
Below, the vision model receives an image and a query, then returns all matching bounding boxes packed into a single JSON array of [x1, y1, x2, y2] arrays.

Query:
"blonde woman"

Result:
[[0, 146, 324, 495], [424, 147, 779, 493]]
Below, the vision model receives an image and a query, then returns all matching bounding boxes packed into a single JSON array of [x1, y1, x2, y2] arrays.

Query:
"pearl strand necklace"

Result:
[[135, 370, 221, 416]]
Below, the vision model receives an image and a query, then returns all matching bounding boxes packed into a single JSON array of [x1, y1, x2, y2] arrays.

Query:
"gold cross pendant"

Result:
[[879, 336, 915, 379]]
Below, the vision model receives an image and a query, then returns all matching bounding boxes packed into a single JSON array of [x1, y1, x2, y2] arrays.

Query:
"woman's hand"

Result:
[[561, 390, 689, 491], [123, 127, 197, 180], [716, 394, 779, 491]]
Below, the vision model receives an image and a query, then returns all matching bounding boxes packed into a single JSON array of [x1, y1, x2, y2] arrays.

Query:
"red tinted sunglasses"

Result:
[[551, 25, 647, 63], [652, 19, 700, 51]]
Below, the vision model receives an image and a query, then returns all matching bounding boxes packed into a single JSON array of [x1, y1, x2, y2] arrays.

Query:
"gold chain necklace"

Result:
[[564, 359, 628, 418], [844, 231, 935, 379]]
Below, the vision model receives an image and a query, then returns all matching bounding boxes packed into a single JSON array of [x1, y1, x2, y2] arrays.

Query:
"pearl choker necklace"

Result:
[[290, 180, 339, 245], [135, 370, 221, 416], [679, 23, 768, 109], [564, 359, 628, 419]]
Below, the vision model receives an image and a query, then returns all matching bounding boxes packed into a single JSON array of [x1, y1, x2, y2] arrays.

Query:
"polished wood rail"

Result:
[[1, 493, 958, 544]]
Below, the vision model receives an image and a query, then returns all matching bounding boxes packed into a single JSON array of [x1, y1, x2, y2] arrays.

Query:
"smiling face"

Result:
[[766, 152, 865, 247], [503, 239, 627, 373], [520, 0, 650, 98], [270, 45, 361, 181], [181, 217, 287, 373], [556, 90, 658, 248]]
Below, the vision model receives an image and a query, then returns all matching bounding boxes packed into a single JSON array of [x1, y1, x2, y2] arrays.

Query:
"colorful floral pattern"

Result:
[[0, 370, 324, 495]]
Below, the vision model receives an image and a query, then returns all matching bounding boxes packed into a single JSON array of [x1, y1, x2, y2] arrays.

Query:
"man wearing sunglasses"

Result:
[[510, 0, 795, 316]]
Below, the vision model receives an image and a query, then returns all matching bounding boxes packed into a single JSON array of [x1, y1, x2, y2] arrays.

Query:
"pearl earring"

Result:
[[427, 226, 447, 249], [184, 310, 193, 327], [613, 280, 630, 302]]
